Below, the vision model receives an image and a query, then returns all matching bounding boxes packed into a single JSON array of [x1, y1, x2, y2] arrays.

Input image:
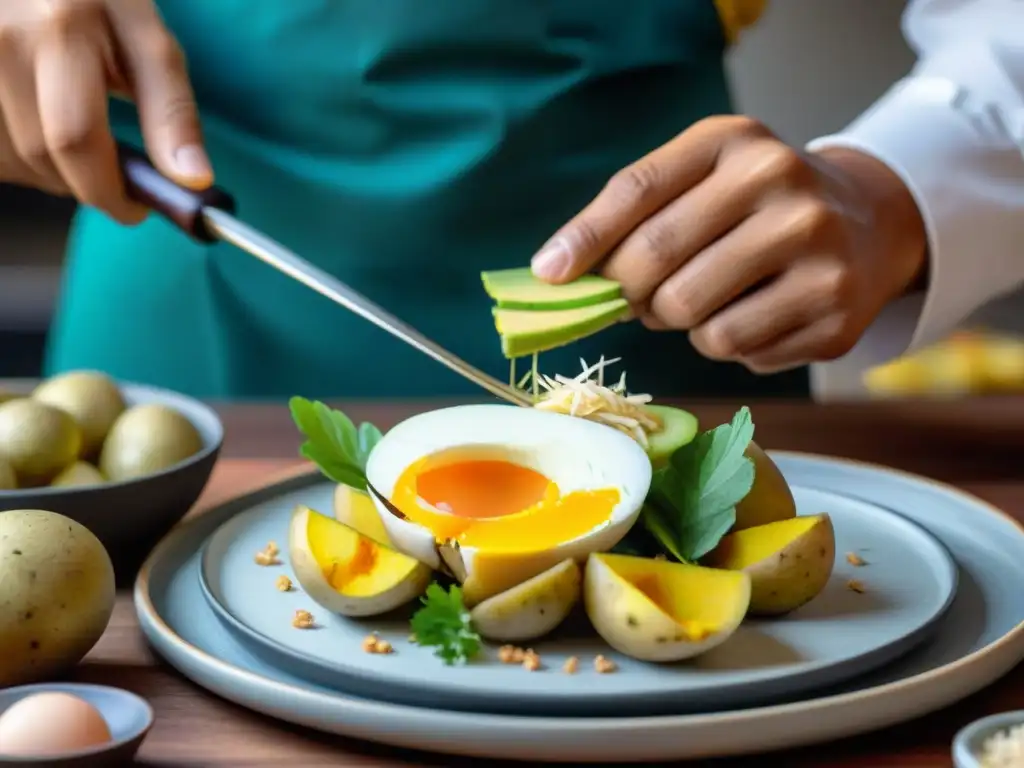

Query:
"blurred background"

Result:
[[2, 0, 1021, 395]]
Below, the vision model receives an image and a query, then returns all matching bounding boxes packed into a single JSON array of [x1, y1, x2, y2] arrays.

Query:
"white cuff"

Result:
[[808, 76, 1024, 394]]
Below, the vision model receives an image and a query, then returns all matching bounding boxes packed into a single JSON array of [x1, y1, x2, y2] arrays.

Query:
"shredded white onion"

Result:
[[519, 356, 662, 448]]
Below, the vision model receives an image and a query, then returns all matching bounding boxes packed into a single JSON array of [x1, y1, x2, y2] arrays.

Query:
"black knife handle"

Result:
[[117, 142, 236, 243]]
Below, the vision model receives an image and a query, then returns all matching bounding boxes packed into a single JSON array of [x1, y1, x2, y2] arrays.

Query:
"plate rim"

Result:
[[194, 480, 960, 714], [134, 452, 1024, 761]]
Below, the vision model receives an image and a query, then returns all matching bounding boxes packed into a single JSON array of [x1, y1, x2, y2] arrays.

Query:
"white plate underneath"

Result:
[[197, 482, 957, 716], [134, 452, 1024, 762]]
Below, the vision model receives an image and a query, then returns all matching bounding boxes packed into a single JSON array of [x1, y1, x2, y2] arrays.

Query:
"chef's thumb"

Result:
[[124, 34, 212, 190]]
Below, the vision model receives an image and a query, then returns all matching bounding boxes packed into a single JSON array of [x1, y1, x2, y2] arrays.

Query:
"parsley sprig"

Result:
[[410, 583, 481, 665], [289, 397, 383, 491], [616, 407, 756, 562]]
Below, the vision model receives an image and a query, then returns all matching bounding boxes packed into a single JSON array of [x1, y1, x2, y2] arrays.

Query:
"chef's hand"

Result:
[[0, 0, 210, 224], [531, 117, 928, 373]]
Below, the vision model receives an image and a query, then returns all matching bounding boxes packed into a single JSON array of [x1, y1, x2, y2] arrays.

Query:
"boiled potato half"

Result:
[[439, 545, 573, 608], [0, 510, 115, 687], [584, 553, 750, 662], [732, 441, 797, 532], [703, 513, 835, 616], [0, 399, 82, 487], [469, 558, 581, 643], [333, 483, 391, 545], [33, 371, 126, 457], [289, 504, 431, 617]]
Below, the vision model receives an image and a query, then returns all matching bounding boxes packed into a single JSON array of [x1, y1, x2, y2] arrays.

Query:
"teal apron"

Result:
[[45, 0, 807, 400]]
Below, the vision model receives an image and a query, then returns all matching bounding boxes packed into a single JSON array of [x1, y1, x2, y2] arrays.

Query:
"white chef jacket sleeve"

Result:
[[806, 0, 1024, 399]]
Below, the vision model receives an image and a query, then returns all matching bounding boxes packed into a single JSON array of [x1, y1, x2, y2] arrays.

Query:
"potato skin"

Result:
[[732, 441, 797, 532], [744, 515, 836, 616], [0, 510, 115, 686], [583, 554, 750, 662], [469, 558, 581, 643], [288, 505, 431, 618]]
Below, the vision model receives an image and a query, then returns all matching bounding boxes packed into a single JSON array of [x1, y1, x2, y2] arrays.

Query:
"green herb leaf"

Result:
[[356, 422, 384, 466], [644, 406, 756, 562], [289, 397, 382, 491], [410, 583, 481, 666], [314, 400, 358, 463], [298, 443, 367, 489], [639, 501, 689, 563]]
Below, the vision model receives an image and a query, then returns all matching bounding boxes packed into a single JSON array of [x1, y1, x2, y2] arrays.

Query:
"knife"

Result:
[[116, 143, 532, 407]]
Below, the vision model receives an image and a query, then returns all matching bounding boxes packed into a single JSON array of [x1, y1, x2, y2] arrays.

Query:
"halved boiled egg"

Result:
[[288, 505, 431, 617], [364, 404, 652, 606]]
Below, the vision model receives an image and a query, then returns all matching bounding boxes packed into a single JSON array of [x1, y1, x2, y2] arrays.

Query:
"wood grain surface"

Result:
[[71, 399, 1024, 766]]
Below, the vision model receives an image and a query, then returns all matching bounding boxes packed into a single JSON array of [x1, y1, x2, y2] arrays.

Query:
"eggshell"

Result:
[[0, 692, 112, 757]]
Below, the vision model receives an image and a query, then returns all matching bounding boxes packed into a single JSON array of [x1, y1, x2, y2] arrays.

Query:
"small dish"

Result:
[[952, 710, 1024, 767], [0, 379, 223, 582], [0, 683, 153, 767]]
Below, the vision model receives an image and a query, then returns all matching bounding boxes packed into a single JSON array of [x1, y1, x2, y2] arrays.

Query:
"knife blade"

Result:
[[116, 143, 532, 407]]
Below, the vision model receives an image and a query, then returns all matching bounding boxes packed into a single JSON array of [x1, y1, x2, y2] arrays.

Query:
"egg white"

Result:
[[364, 404, 653, 598]]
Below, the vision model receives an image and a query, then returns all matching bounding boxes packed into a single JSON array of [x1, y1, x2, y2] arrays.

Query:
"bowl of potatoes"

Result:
[[0, 371, 222, 581]]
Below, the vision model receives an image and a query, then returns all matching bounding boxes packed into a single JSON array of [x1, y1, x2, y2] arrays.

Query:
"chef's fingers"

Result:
[[0, 31, 65, 188], [35, 10, 146, 223], [107, 1, 211, 189], [530, 124, 722, 284]]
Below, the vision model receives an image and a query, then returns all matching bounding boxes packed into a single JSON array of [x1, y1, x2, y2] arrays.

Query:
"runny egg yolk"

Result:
[[390, 458, 620, 550], [417, 460, 550, 519]]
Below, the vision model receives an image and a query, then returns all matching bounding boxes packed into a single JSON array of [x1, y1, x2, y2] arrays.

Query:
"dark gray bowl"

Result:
[[0, 381, 222, 583]]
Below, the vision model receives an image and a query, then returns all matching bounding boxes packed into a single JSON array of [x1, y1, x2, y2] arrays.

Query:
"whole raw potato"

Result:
[[0, 510, 116, 687]]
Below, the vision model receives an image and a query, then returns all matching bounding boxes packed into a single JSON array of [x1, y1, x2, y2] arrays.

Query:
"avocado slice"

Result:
[[493, 298, 631, 358], [482, 267, 622, 310], [644, 405, 699, 467]]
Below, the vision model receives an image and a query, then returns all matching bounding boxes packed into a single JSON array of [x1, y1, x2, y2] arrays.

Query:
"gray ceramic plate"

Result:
[[198, 481, 957, 716], [134, 453, 1024, 762]]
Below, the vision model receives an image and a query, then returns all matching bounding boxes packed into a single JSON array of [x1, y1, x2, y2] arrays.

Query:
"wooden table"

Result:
[[77, 399, 1024, 767]]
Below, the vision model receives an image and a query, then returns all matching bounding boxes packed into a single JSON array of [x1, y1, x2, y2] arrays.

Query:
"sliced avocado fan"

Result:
[[481, 267, 622, 310], [493, 298, 631, 358]]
